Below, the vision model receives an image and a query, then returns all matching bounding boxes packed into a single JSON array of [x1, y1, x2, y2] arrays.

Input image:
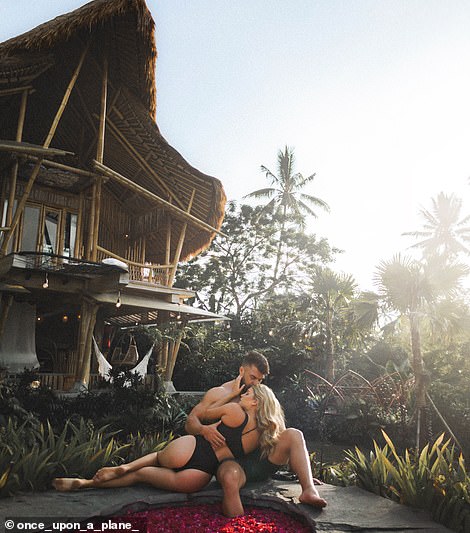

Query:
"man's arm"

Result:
[[185, 386, 228, 448]]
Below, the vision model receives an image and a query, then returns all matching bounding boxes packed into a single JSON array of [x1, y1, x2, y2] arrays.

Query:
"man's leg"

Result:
[[216, 460, 247, 517], [268, 428, 327, 508]]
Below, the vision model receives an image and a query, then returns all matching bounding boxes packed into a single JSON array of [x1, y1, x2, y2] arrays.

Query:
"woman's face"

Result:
[[240, 386, 257, 409]]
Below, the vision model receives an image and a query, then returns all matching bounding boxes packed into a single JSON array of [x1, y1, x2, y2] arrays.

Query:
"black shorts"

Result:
[[174, 435, 218, 476], [226, 449, 280, 483]]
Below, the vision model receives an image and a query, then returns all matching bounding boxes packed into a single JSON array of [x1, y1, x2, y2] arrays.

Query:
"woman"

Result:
[[53, 384, 285, 493]]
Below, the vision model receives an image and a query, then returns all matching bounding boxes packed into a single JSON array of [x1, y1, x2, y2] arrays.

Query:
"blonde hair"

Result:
[[252, 384, 286, 458]]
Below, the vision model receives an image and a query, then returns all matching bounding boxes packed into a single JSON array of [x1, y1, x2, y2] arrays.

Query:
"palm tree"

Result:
[[306, 267, 357, 382], [245, 146, 329, 279], [374, 253, 468, 448], [403, 192, 470, 259]]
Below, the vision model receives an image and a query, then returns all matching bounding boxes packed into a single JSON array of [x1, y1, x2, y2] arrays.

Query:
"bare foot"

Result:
[[313, 477, 324, 485], [299, 486, 327, 508], [52, 478, 87, 491], [93, 465, 128, 483]]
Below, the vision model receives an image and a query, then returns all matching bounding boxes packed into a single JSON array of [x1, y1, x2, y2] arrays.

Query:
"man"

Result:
[[185, 351, 327, 517]]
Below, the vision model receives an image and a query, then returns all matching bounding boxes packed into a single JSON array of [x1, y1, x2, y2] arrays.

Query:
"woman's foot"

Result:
[[299, 486, 328, 508], [93, 465, 128, 483], [52, 478, 88, 491]]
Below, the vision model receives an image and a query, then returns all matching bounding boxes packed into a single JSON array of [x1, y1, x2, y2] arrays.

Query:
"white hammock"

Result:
[[93, 337, 113, 380], [93, 337, 154, 383]]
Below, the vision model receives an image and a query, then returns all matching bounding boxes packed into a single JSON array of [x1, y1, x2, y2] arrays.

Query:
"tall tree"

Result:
[[374, 253, 469, 448], [245, 146, 330, 279], [176, 202, 332, 323], [304, 268, 358, 382], [403, 192, 470, 259]]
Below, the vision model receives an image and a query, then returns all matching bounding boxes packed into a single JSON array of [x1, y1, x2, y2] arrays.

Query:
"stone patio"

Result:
[[0, 479, 454, 532]]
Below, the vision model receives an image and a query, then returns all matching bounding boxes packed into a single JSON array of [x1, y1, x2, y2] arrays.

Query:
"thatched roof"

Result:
[[0, 0, 226, 261], [0, 0, 157, 117]]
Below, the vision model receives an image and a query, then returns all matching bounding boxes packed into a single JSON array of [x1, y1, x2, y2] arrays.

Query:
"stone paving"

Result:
[[0, 479, 454, 532]]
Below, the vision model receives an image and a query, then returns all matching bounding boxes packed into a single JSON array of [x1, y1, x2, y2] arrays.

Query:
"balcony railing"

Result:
[[38, 372, 155, 391], [97, 245, 173, 286]]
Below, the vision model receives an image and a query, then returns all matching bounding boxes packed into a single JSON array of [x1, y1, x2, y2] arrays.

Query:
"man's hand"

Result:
[[200, 421, 226, 448], [231, 374, 245, 397]]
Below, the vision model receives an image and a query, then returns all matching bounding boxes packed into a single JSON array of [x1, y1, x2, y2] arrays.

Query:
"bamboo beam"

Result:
[[6, 89, 29, 229], [105, 117, 186, 210], [0, 141, 73, 158], [24, 155, 99, 179], [0, 42, 89, 256], [0, 86, 32, 96], [93, 160, 225, 236], [169, 189, 195, 286]]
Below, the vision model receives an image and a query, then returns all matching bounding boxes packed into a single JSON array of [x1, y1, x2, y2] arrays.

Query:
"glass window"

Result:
[[43, 210, 59, 254], [21, 205, 40, 252], [63, 212, 77, 257]]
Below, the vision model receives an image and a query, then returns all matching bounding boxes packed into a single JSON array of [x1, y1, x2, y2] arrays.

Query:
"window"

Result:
[[21, 205, 40, 252], [15, 204, 78, 257], [63, 212, 77, 257], [42, 209, 60, 254]]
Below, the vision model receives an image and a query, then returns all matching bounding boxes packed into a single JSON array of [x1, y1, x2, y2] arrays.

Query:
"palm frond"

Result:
[[244, 187, 276, 200]]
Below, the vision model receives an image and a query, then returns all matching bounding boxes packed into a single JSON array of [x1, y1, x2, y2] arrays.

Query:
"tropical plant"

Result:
[[245, 146, 330, 278], [302, 267, 359, 381], [403, 192, 470, 260], [0, 417, 172, 497], [374, 254, 469, 448], [329, 432, 470, 533]]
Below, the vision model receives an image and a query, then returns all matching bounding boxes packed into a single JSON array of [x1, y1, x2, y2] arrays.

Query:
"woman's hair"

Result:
[[252, 384, 285, 458]]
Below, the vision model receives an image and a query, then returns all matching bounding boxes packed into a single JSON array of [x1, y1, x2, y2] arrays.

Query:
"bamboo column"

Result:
[[74, 298, 99, 389], [164, 321, 186, 383], [90, 54, 107, 262], [164, 210, 172, 285], [1, 42, 90, 256], [168, 189, 196, 286], [0, 294, 14, 338], [6, 88, 29, 231]]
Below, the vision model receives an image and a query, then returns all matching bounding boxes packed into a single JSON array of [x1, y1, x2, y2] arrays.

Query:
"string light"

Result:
[[115, 290, 122, 308], [42, 272, 49, 289]]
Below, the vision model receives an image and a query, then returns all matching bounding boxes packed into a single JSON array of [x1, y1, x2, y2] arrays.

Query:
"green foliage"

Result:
[[0, 370, 187, 439], [0, 417, 139, 497], [330, 432, 470, 533], [176, 201, 333, 321]]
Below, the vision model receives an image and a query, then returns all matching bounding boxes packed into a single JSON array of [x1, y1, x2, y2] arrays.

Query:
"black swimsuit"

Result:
[[176, 413, 250, 475]]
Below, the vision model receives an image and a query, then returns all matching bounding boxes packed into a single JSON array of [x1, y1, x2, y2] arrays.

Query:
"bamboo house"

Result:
[[0, 0, 227, 391]]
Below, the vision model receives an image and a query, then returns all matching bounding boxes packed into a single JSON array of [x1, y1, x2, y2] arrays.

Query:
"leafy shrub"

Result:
[[329, 432, 470, 533], [0, 417, 171, 498], [0, 370, 187, 439]]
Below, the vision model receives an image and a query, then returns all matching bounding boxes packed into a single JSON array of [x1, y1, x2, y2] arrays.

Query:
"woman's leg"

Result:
[[54, 466, 211, 493], [93, 451, 159, 483], [93, 435, 197, 483]]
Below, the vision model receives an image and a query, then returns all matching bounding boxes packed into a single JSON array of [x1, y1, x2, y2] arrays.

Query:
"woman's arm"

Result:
[[205, 402, 246, 428]]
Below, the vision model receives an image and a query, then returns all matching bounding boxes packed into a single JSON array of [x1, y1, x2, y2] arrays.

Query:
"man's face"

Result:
[[241, 364, 265, 386]]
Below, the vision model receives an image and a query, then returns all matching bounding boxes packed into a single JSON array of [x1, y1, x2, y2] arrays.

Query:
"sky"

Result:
[[2, 0, 470, 290]]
